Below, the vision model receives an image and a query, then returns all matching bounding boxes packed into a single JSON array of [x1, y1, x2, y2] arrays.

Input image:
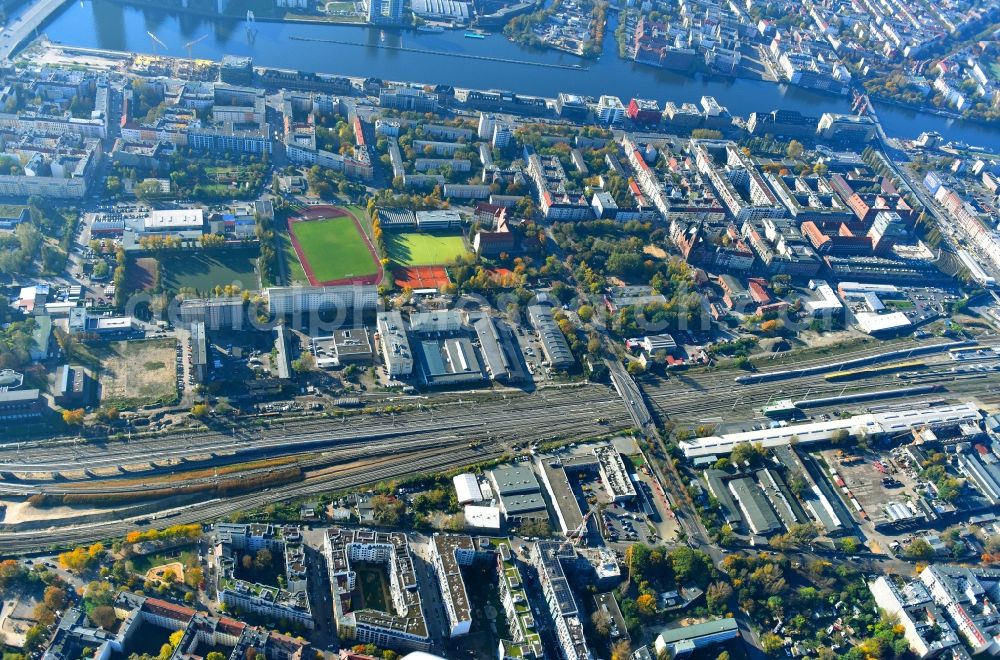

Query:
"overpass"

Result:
[[605, 358, 653, 429], [0, 0, 71, 61]]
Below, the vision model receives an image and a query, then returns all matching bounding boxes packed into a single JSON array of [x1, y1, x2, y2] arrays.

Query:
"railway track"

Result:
[[0, 443, 507, 554], [0, 385, 629, 473], [638, 347, 1000, 422]]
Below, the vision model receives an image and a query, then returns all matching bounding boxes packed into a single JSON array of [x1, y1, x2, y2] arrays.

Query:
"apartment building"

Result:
[[323, 527, 430, 652]]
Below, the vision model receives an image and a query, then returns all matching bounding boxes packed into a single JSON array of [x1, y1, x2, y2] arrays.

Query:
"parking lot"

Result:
[[511, 322, 553, 382]]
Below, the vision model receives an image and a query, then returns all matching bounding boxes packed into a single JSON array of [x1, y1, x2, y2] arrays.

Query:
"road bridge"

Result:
[[605, 358, 653, 429], [0, 0, 71, 61]]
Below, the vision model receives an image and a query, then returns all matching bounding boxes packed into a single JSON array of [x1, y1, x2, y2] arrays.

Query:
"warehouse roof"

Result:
[[656, 618, 739, 645], [729, 477, 782, 535], [490, 464, 541, 496], [453, 473, 483, 504], [499, 493, 547, 515], [681, 403, 980, 458], [855, 311, 911, 334]]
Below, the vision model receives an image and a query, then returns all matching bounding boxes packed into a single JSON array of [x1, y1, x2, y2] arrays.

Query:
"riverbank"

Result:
[[289, 34, 589, 70], [866, 91, 998, 130], [35, 0, 1000, 149], [102, 0, 362, 23]]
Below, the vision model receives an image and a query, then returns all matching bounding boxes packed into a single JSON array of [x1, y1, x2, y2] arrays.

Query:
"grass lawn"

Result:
[[386, 232, 470, 267], [279, 228, 309, 285], [159, 249, 259, 294], [290, 215, 378, 282]]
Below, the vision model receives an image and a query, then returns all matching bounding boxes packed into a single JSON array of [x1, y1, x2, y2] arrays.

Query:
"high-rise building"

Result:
[[368, 0, 404, 25]]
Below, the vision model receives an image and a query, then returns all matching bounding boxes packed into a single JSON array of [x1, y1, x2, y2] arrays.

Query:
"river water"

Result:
[[38, 0, 1000, 150]]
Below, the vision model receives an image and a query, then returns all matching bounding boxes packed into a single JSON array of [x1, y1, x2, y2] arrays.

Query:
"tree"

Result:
[[291, 352, 316, 374], [371, 494, 405, 525], [169, 630, 185, 649], [786, 140, 804, 159], [705, 581, 733, 614], [43, 586, 67, 612], [84, 580, 114, 609], [610, 640, 632, 660], [207, 653, 227, 660], [839, 537, 859, 553], [92, 260, 110, 279], [254, 548, 273, 568], [729, 442, 759, 465], [185, 566, 203, 590], [518, 519, 551, 537], [23, 624, 47, 653], [761, 632, 785, 654], [62, 408, 85, 426], [190, 404, 209, 419], [668, 546, 711, 585], [577, 304, 594, 322], [33, 602, 56, 627], [590, 609, 611, 638], [134, 179, 165, 202], [906, 538, 935, 560], [635, 593, 657, 617], [58, 544, 102, 572]]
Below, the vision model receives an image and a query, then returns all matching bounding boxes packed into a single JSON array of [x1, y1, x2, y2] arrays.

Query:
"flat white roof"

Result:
[[838, 282, 899, 294], [855, 311, 911, 334], [144, 208, 204, 231], [453, 473, 483, 504], [464, 505, 501, 529], [681, 403, 980, 458], [95, 316, 133, 329]]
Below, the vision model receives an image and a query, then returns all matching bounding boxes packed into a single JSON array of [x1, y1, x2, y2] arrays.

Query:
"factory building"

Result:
[[728, 476, 782, 536], [527, 305, 574, 370], [489, 464, 548, 521], [681, 403, 981, 458]]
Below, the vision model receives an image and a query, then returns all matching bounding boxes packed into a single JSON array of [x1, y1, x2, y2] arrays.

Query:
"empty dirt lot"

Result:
[[99, 339, 178, 409]]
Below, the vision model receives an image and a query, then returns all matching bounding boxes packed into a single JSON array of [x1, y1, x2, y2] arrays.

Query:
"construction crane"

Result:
[[147, 31, 166, 51], [184, 34, 208, 59], [566, 504, 598, 545]]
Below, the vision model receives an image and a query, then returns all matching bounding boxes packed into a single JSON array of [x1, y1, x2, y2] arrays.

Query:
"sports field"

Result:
[[158, 250, 259, 294], [386, 232, 470, 267], [287, 208, 380, 285]]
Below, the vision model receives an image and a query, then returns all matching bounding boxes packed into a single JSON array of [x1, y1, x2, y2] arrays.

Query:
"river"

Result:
[[37, 0, 1000, 150]]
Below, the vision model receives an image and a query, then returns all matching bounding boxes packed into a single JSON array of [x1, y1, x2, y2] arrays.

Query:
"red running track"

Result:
[[286, 205, 384, 287]]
